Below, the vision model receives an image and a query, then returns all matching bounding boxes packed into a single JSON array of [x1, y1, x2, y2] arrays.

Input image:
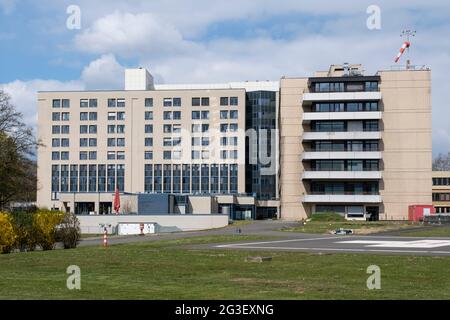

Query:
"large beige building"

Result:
[[37, 64, 432, 221]]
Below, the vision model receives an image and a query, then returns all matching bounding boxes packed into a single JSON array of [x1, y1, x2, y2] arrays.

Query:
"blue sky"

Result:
[[1, 0, 449, 156]]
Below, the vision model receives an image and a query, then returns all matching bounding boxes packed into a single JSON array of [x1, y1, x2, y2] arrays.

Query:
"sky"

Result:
[[0, 0, 449, 156]]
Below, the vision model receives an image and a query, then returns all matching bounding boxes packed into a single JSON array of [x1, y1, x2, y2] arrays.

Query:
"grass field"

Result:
[[280, 213, 418, 235], [393, 225, 450, 237], [1, 234, 450, 300]]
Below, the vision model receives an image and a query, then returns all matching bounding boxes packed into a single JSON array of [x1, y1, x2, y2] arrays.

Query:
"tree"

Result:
[[0, 90, 38, 210], [433, 152, 450, 171]]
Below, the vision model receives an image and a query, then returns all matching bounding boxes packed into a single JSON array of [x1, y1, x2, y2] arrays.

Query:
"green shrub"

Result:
[[0, 212, 17, 254], [10, 211, 38, 252], [311, 212, 345, 222], [56, 213, 81, 249], [34, 209, 64, 250]]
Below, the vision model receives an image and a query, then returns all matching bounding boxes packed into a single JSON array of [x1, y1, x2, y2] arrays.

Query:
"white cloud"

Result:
[[1, 80, 84, 127], [81, 54, 125, 90]]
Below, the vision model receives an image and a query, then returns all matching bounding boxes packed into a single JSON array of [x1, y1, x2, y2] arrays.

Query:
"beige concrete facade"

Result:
[[37, 87, 247, 212], [432, 171, 450, 213]]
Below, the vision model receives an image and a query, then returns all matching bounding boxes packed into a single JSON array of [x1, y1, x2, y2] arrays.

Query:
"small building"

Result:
[[432, 171, 450, 213]]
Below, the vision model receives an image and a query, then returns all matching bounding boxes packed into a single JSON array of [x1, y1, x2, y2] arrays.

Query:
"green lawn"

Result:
[[1, 234, 450, 300]]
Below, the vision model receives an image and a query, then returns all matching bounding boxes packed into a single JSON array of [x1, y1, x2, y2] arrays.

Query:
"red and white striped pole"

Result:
[[103, 227, 108, 247], [394, 41, 410, 63]]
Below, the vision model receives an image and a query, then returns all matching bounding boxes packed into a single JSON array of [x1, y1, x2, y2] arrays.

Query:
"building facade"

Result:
[[432, 171, 450, 213], [37, 64, 432, 221]]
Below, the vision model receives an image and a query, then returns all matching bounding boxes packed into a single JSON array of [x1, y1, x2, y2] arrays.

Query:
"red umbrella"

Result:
[[113, 187, 120, 215]]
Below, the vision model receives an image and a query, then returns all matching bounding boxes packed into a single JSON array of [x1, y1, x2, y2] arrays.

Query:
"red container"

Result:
[[408, 205, 436, 222]]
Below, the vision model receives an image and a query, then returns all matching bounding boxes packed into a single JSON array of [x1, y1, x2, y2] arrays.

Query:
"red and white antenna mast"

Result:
[[395, 30, 416, 69]]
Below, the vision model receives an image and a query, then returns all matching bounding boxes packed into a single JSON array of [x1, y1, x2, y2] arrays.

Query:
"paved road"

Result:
[[80, 220, 450, 256]]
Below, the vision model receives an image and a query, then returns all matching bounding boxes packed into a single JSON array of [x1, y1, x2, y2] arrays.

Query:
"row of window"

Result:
[[432, 177, 450, 186], [51, 164, 124, 193], [433, 193, 450, 201], [310, 181, 379, 195], [311, 81, 379, 93], [311, 120, 379, 132], [310, 160, 379, 171], [310, 140, 379, 152], [143, 150, 239, 161], [144, 164, 238, 194], [52, 96, 239, 109], [311, 102, 379, 113]]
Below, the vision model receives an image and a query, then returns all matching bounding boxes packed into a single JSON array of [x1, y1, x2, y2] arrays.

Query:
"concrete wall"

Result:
[[379, 70, 432, 220], [77, 214, 229, 234], [279, 78, 309, 220]]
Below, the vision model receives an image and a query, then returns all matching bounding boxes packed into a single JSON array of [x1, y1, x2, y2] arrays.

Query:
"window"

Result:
[[144, 151, 153, 160], [230, 97, 238, 106], [145, 138, 153, 147], [220, 124, 228, 133], [173, 137, 182, 146], [52, 139, 60, 147], [202, 137, 209, 146], [365, 81, 379, 92], [202, 124, 209, 133], [201, 97, 210, 106], [80, 99, 89, 108], [117, 98, 125, 107], [61, 152, 69, 161], [89, 151, 97, 160], [173, 111, 181, 120], [108, 112, 116, 121], [62, 99, 70, 108], [229, 124, 238, 132], [89, 138, 97, 147], [164, 137, 173, 147], [163, 151, 172, 160], [89, 112, 97, 121], [220, 110, 228, 119], [117, 125, 125, 134], [52, 152, 60, 160], [52, 126, 61, 134], [230, 137, 238, 146], [117, 112, 125, 120], [144, 164, 153, 192], [80, 125, 88, 134], [145, 111, 153, 120], [145, 125, 153, 134], [145, 98, 153, 107], [53, 112, 61, 121], [192, 150, 200, 159], [230, 110, 238, 119], [192, 137, 201, 146], [89, 99, 97, 108], [173, 124, 181, 133], [61, 138, 70, 148], [192, 97, 200, 106], [163, 98, 172, 107], [164, 111, 172, 120], [80, 112, 88, 121], [52, 99, 61, 108], [201, 111, 209, 119], [108, 99, 116, 108], [117, 138, 125, 147], [79, 151, 88, 160], [220, 97, 229, 106], [173, 98, 181, 107], [230, 150, 238, 159], [220, 137, 227, 146], [192, 111, 200, 120], [108, 125, 116, 134], [61, 125, 70, 134], [117, 151, 125, 160], [164, 125, 172, 133], [202, 150, 209, 159], [80, 138, 88, 147], [89, 125, 97, 134], [107, 138, 116, 147], [107, 151, 116, 160], [221, 150, 227, 159]]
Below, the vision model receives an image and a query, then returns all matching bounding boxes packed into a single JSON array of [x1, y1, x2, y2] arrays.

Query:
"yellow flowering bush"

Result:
[[34, 209, 64, 250], [0, 212, 17, 254]]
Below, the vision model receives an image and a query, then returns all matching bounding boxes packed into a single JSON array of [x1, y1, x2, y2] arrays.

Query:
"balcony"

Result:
[[302, 131, 381, 141], [303, 111, 381, 121], [302, 171, 382, 179], [303, 92, 382, 102], [302, 151, 382, 160], [302, 194, 382, 203]]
